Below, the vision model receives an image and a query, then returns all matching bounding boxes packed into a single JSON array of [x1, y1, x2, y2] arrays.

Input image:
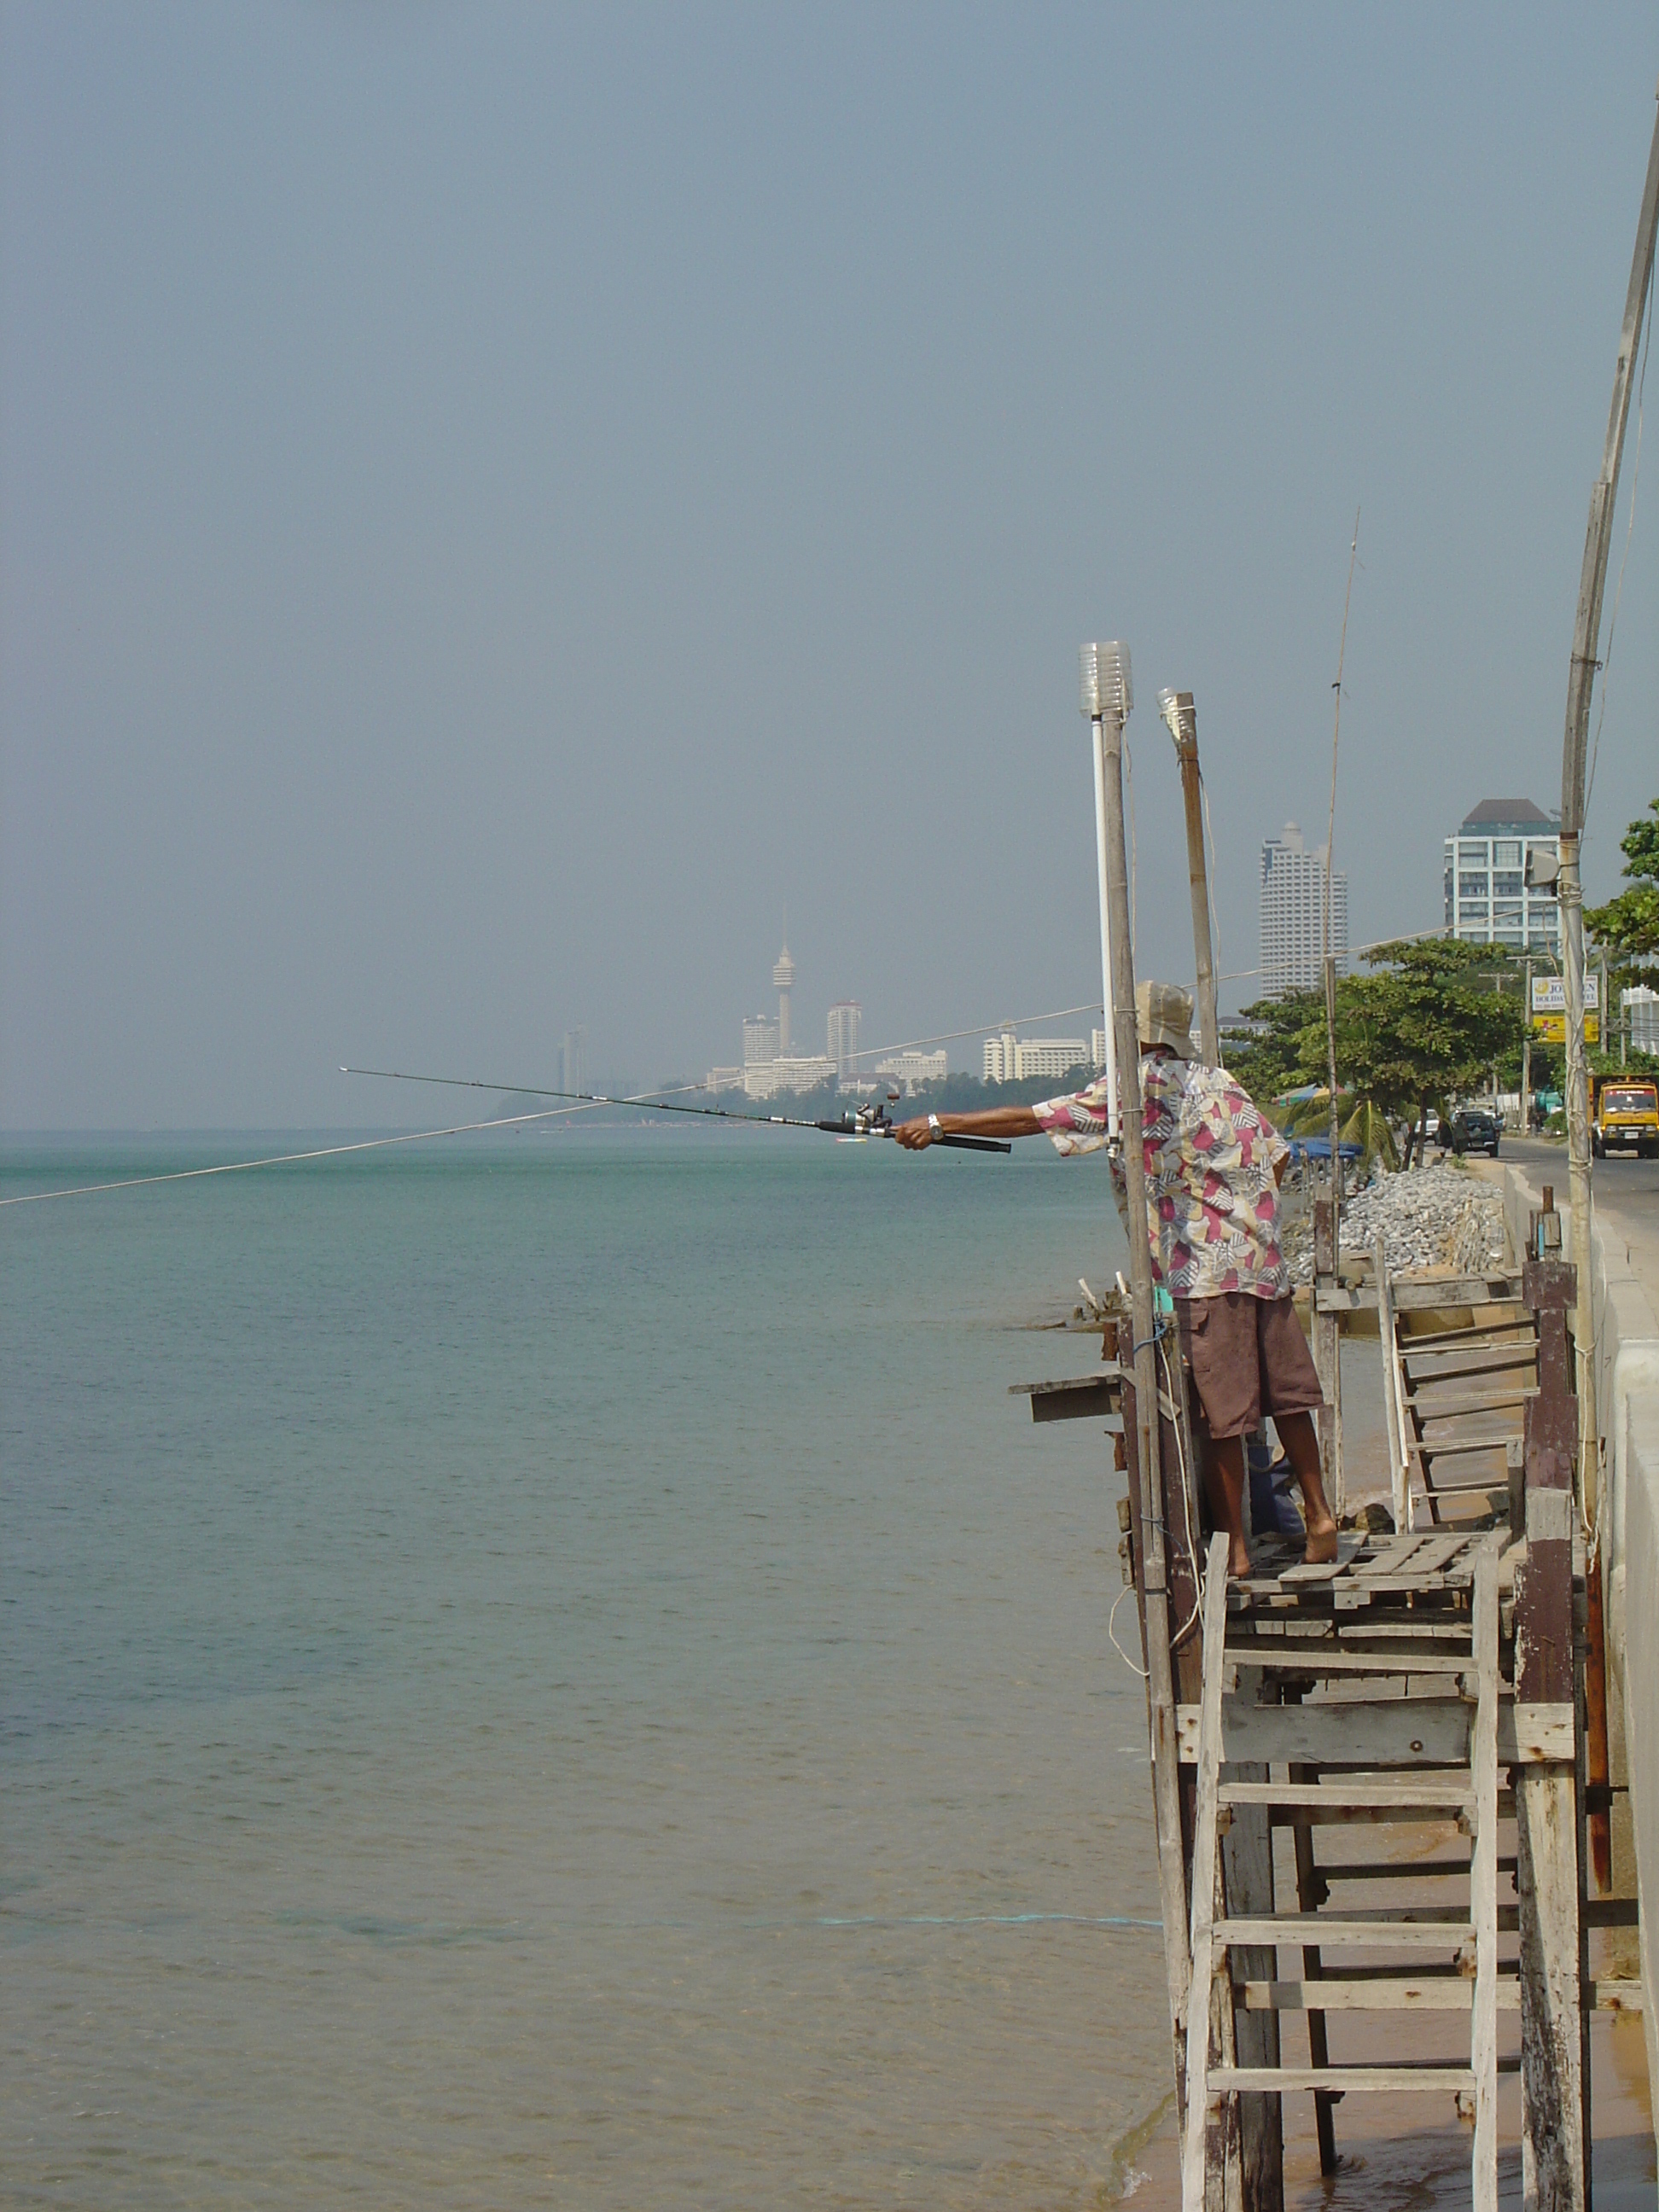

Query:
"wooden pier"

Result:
[[1016, 1196, 1636, 2209]]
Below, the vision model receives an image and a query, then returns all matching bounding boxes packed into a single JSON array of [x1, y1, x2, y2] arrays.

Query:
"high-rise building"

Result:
[[827, 1001, 861, 1080], [1443, 800, 1561, 952], [1260, 823, 1348, 997], [742, 1016, 778, 1068], [771, 940, 795, 1057], [560, 1027, 587, 1096]]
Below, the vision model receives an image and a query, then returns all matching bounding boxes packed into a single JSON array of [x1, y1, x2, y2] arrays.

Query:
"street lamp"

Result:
[[1080, 642, 1132, 1130]]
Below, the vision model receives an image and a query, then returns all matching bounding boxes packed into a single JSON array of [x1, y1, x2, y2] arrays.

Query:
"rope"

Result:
[[1108, 1582, 1150, 1679]]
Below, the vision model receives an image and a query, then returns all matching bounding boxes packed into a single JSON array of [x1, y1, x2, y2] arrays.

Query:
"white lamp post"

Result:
[[1080, 642, 1132, 1132]]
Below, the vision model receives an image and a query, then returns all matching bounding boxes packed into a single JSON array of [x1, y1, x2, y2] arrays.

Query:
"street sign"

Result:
[[1531, 972, 1599, 1045]]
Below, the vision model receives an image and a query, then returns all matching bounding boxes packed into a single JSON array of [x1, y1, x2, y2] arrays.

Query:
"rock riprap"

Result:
[[1283, 1163, 1505, 1282]]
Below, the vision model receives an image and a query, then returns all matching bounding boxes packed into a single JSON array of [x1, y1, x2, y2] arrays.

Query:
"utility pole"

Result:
[[1082, 655, 1122, 1132], [1158, 690, 1220, 1064], [1557, 82, 1659, 1506], [1522, 958, 1533, 1134]]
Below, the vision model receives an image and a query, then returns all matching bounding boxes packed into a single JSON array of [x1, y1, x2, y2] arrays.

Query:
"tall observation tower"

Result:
[[771, 938, 795, 1057]]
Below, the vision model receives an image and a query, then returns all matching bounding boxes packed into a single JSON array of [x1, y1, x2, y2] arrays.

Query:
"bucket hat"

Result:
[[1136, 980, 1195, 1057]]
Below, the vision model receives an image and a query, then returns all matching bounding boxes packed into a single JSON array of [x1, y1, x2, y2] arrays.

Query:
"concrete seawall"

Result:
[[1503, 1150, 1659, 2104]]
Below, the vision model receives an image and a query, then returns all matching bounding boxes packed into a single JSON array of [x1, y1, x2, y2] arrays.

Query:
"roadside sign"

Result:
[[1530, 972, 1599, 1045]]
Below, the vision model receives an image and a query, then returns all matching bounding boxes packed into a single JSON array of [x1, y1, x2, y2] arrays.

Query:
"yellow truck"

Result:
[[1592, 1075, 1659, 1159]]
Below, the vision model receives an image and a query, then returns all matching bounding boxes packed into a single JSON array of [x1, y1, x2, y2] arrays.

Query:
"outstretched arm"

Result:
[[891, 1105, 1044, 1150]]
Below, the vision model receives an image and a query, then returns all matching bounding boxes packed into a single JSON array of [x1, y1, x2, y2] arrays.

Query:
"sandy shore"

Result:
[[1124, 2001, 1655, 2208]]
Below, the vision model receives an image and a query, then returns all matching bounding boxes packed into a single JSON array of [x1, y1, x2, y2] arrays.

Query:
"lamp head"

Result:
[[1080, 641, 1132, 722], [1156, 688, 1196, 751]]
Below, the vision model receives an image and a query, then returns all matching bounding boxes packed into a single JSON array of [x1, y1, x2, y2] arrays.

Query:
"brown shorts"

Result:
[[1176, 1292, 1324, 1442]]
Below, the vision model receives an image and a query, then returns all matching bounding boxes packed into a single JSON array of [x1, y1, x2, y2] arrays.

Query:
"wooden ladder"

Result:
[[1377, 1248, 1538, 1531], [1179, 1527, 1504, 2210]]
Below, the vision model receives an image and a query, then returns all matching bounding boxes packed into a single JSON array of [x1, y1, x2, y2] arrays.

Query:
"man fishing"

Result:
[[892, 980, 1338, 1574]]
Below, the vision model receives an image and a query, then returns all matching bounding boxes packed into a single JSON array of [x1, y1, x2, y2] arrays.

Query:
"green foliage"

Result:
[[1586, 797, 1659, 987], [1221, 989, 1324, 1109], [1223, 940, 1522, 1161]]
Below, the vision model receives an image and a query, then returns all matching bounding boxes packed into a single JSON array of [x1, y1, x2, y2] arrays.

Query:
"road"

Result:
[[1505, 1132, 1659, 1289]]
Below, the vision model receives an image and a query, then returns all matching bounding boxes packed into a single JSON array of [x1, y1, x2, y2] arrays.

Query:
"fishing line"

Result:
[[845, 1001, 1105, 1066], [0, 1105, 592, 1208]]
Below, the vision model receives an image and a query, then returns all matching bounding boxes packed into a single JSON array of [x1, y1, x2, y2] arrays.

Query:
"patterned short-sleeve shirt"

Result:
[[1032, 1054, 1291, 1299]]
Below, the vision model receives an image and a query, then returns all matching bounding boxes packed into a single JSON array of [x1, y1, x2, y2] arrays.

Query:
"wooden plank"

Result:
[[1269, 1800, 1505, 1828], [1216, 1915, 1473, 1949], [1516, 1767, 1585, 2205], [1177, 1697, 1472, 1769], [1179, 1534, 1233, 2212], [1509, 1703, 1576, 1763], [1402, 1344, 1538, 1382], [1220, 1778, 1474, 1811], [1411, 1389, 1536, 1419], [1410, 1434, 1523, 1459], [1470, 1534, 1499, 2212], [1212, 2065, 1476, 2094], [1315, 1276, 1522, 1313], [1277, 1533, 1365, 1584], [1354, 1534, 1430, 1578], [1241, 1976, 1475, 2011], [1220, 1645, 1470, 1675], [1017, 1377, 1122, 1422], [1382, 1531, 1469, 1575], [1376, 1239, 1412, 1536], [1395, 1318, 1535, 1352]]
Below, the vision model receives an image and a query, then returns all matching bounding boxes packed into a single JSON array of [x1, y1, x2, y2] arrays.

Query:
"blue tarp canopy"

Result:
[[1285, 1136, 1363, 1161]]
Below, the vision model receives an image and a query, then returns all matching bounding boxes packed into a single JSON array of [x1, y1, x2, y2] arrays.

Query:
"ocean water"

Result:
[[3, 1127, 1171, 2208]]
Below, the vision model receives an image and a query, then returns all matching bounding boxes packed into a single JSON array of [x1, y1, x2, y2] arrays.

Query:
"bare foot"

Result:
[[1303, 1521, 1339, 1566], [1230, 1540, 1254, 1580]]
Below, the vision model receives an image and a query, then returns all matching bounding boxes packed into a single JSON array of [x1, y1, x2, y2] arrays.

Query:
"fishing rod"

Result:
[[340, 1065, 1013, 1153]]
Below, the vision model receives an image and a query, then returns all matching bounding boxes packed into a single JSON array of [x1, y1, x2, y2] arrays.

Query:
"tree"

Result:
[[1586, 795, 1659, 992], [1342, 940, 1522, 1164], [1221, 988, 1325, 1109], [1225, 942, 1522, 1168]]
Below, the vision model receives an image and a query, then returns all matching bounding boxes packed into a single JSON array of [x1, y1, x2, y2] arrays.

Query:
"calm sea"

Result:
[[3, 1127, 1172, 2208]]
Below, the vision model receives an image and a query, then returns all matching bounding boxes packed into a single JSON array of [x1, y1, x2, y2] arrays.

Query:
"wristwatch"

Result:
[[928, 1115, 943, 1139]]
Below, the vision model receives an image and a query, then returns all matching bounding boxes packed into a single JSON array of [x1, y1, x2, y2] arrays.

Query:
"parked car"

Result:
[[1451, 1108, 1501, 1157]]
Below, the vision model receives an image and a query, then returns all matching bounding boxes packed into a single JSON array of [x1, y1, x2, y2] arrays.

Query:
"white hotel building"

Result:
[[1260, 824, 1348, 997], [983, 1029, 1094, 1084], [1443, 799, 1562, 954]]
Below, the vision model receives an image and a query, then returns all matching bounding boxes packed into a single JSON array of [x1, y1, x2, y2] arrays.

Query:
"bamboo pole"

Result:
[[1160, 690, 1219, 1065], [1097, 674, 1193, 2104]]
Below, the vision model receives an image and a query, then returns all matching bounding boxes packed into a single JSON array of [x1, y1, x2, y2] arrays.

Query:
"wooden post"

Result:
[[1374, 1232, 1408, 1533], [1099, 692, 1194, 2111], [1312, 1199, 1342, 1519], [1161, 690, 1220, 1065], [1514, 1254, 1586, 2211], [1221, 1655, 1283, 2210]]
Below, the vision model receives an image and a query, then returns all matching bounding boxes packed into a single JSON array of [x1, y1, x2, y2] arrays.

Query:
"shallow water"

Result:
[[3, 1127, 1172, 2207]]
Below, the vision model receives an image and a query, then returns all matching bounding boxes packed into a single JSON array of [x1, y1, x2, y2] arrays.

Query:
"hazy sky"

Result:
[[3, 3, 1656, 1126]]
